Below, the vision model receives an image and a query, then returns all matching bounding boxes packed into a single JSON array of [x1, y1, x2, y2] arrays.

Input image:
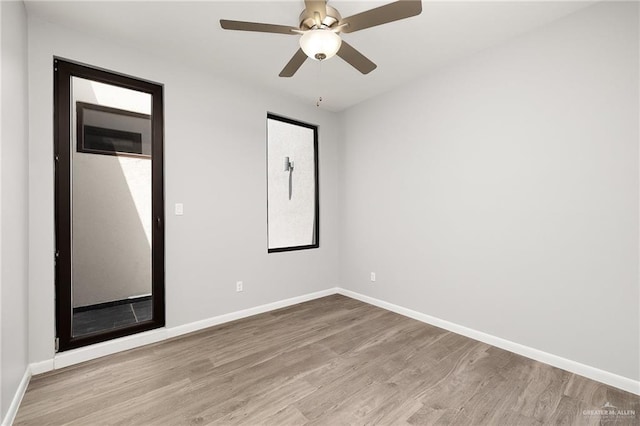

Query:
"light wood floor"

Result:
[[15, 295, 639, 425]]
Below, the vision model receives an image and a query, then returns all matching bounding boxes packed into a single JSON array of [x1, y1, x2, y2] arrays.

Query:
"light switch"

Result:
[[174, 203, 184, 216]]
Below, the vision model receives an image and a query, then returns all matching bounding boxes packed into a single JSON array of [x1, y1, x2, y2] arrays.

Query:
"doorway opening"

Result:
[[54, 58, 165, 351]]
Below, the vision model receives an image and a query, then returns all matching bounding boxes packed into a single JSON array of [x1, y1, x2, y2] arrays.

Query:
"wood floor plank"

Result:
[[260, 405, 309, 426], [14, 295, 640, 425]]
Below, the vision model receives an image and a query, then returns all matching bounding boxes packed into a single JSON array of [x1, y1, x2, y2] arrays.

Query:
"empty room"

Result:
[[1, 0, 639, 424]]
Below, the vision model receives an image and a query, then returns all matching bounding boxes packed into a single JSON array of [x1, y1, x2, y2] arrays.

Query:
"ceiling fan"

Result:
[[220, 0, 422, 77]]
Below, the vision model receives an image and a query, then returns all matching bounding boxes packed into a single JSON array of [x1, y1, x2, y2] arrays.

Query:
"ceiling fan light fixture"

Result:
[[299, 29, 342, 61]]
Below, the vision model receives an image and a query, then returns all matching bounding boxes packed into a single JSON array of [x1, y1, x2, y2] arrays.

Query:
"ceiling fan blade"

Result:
[[337, 41, 377, 74], [220, 19, 298, 35], [339, 0, 422, 34], [279, 49, 308, 77], [304, 0, 327, 25]]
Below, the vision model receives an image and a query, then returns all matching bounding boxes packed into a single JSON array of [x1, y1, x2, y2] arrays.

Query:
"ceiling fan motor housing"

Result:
[[299, 5, 342, 30]]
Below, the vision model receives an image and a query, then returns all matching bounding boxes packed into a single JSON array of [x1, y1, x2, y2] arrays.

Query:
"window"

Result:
[[266, 114, 319, 252]]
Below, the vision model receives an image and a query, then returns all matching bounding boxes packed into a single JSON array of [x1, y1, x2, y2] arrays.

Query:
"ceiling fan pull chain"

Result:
[[316, 61, 323, 107]]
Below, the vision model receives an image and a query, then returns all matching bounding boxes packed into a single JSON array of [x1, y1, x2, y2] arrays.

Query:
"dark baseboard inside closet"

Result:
[[73, 295, 152, 313]]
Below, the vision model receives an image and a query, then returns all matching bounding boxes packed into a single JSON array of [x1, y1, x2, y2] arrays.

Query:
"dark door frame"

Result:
[[54, 58, 165, 351]]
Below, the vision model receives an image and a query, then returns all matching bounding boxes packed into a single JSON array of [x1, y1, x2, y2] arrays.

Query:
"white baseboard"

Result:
[[30, 287, 339, 375], [53, 328, 168, 370], [167, 288, 338, 339], [336, 288, 640, 396], [29, 359, 54, 376], [1, 367, 30, 426]]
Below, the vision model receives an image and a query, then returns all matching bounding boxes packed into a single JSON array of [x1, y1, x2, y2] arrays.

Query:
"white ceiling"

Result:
[[25, 0, 595, 111]]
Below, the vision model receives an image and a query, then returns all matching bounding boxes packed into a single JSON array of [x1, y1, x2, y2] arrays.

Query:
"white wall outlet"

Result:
[[236, 281, 243, 292], [370, 272, 376, 282], [174, 203, 184, 216]]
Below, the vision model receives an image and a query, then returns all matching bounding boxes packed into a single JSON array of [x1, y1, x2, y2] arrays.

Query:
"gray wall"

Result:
[[341, 1, 639, 381], [1, 0, 30, 419], [28, 17, 342, 364]]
